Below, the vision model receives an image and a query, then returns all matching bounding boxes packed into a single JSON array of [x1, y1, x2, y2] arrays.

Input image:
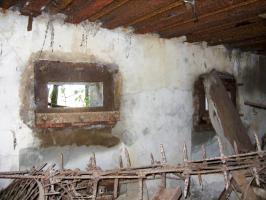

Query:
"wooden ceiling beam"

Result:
[[65, 0, 114, 24], [233, 41, 266, 50], [61, 0, 86, 15], [205, 21, 266, 46], [46, 0, 74, 14], [0, 0, 19, 10], [89, 0, 130, 21], [229, 36, 266, 48], [125, 0, 183, 27], [186, 17, 260, 43], [136, 0, 240, 34], [237, 44, 266, 54], [101, 0, 174, 29], [160, 0, 266, 38]]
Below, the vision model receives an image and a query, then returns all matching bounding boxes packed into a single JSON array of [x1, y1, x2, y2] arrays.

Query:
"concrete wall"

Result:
[[0, 10, 265, 198]]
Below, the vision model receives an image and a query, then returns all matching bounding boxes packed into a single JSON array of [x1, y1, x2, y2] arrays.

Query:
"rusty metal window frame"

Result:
[[34, 60, 120, 128]]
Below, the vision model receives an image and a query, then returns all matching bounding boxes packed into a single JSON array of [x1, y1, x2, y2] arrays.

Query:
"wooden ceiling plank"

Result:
[[209, 32, 266, 46], [186, 17, 260, 43], [136, 0, 240, 34], [160, 0, 266, 38], [237, 43, 266, 54], [89, 0, 131, 21], [61, 0, 86, 15], [0, 0, 19, 10], [229, 36, 266, 47], [234, 41, 266, 50], [206, 21, 266, 46], [46, 0, 74, 14], [125, 0, 183, 27], [134, 5, 190, 33], [66, 0, 115, 24], [100, 0, 175, 29]]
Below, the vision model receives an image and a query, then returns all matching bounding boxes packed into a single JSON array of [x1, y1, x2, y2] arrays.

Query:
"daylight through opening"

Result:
[[47, 82, 103, 108]]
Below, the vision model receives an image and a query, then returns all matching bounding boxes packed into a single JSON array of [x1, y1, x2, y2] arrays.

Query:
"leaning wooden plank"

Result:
[[203, 70, 253, 153]]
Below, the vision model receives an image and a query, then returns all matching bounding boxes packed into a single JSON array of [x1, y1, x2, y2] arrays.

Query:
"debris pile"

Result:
[[0, 135, 265, 200]]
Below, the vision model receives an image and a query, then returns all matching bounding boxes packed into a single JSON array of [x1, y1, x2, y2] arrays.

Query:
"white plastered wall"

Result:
[[0, 10, 265, 199]]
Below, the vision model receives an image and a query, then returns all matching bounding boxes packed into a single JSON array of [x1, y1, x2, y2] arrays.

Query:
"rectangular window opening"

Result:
[[47, 82, 103, 108], [193, 72, 236, 132], [34, 60, 120, 128]]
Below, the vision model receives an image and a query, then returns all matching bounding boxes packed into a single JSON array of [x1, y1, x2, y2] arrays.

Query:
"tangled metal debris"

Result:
[[0, 134, 265, 200]]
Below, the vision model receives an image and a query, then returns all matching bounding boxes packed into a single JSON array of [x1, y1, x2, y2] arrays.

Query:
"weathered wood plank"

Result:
[[203, 71, 253, 153], [36, 111, 120, 128], [66, 0, 114, 24], [152, 186, 182, 200], [160, 0, 266, 38]]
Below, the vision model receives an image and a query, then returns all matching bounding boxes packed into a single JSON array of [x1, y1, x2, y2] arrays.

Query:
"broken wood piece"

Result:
[[198, 173, 203, 190], [217, 137, 225, 160], [113, 178, 119, 198], [201, 145, 206, 160], [124, 147, 131, 167], [183, 174, 190, 198], [218, 177, 241, 200], [233, 140, 239, 154], [223, 171, 230, 190], [161, 173, 166, 188], [252, 167, 260, 186], [152, 186, 182, 200], [160, 144, 167, 164], [119, 155, 123, 168], [92, 179, 99, 200], [89, 153, 97, 169], [183, 143, 188, 162], [232, 171, 260, 200], [252, 129, 262, 153], [27, 15, 33, 31], [60, 153, 64, 170], [0, 147, 265, 200], [138, 178, 143, 200], [150, 153, 154, 165]]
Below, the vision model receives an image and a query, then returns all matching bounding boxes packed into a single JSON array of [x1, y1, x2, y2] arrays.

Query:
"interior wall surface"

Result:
[[0, 10, 265, 198]]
